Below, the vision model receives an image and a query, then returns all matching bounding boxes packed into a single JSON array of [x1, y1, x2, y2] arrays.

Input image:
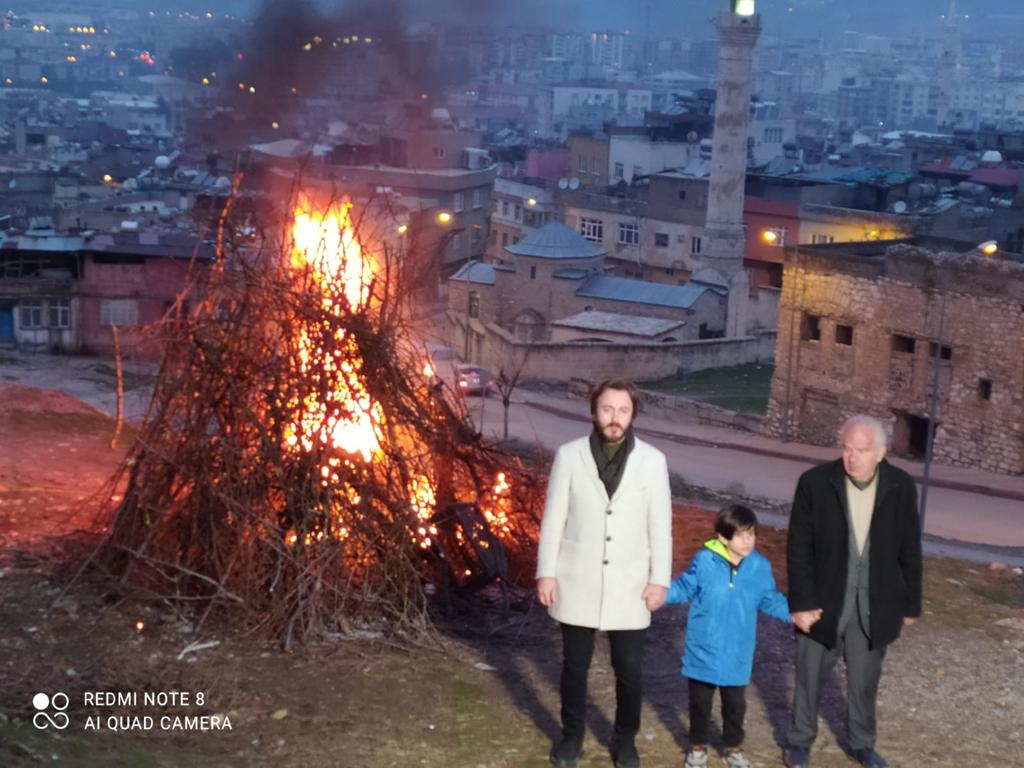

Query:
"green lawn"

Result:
[[642, 363, 774, 413]]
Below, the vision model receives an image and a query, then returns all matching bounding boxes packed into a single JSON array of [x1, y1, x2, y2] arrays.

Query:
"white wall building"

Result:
[[608, 133, 700, 184]]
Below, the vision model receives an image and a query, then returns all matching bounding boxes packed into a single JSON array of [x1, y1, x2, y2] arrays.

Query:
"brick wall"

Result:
[[766, 244, 1024, 474]]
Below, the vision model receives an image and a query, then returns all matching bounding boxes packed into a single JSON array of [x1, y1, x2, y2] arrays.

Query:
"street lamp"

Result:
[[978, 240, 998, 256], [437, 211, 452, 225], [732, 0, 756, 16], [761, 228, 778, 244]]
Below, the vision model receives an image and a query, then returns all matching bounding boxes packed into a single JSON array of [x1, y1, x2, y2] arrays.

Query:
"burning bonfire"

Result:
[[100, 194, 540, 647]]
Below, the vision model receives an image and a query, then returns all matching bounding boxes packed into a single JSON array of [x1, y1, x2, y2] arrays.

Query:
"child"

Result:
[[667, 504, 793, 768]]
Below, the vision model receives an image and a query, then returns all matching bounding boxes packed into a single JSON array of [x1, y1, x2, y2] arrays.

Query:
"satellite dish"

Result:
[[893, 200, 907, 214], [557, 177, 569, 190], [568, 177, 580, 190]]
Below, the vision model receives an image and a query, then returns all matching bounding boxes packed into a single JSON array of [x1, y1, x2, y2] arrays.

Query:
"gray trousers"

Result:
[[788, 616, 887, 751]]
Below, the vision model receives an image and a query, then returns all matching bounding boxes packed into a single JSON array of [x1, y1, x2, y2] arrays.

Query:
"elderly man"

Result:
[[784, 415, 922, 768], [536, 379, 673, 768]]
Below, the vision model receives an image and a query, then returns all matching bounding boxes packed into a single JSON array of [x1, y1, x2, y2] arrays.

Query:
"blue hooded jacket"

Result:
[[666, 538, 791, 686]]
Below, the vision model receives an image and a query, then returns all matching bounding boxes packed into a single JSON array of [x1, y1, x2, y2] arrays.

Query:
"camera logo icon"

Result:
[[32, 692, 70, 730]]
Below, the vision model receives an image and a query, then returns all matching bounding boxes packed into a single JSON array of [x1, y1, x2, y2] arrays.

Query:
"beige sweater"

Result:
[[845, 474, 878, 555]]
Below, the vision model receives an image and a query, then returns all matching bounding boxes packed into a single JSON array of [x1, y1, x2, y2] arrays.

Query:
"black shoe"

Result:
[[549, 736, 583, 767], [783, 745, 811, 768], [851, 747, 889, 768], [612, 737, 640, 768]]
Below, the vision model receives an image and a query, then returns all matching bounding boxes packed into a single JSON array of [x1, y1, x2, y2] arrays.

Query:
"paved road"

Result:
[[4, 349, 1021, 562], [469, 389, 1024, 562]]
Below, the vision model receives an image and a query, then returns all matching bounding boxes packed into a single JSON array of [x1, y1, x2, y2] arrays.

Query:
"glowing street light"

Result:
[[978, 240, 998, 256], [761, 229, 778, 244], [527, 198, 537, 207], [732, 0, 756, 16], [437, 211, 452, 225]]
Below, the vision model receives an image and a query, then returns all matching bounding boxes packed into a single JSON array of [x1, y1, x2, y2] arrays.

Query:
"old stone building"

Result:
[[440, 221, 778, 380], [765, 240, 1024, 475], [447, 221, 728, 349]]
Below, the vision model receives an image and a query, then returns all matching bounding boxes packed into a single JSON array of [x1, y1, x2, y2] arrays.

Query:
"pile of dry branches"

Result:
[[98, 190, 541, 648]]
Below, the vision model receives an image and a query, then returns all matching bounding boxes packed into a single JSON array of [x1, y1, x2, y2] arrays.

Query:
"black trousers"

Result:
[[688, 677, 747, 749], [560, 623, 646, 742]]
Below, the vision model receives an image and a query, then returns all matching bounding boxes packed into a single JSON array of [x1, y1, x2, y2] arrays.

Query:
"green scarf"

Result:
[[589, 426, 635, 498]]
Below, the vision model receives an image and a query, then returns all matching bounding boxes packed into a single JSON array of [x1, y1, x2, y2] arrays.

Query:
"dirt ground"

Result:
[[1, 384, 1023, 768]]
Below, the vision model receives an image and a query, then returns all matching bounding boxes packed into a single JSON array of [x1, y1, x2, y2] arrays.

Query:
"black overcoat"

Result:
[[787, 458, 923, 649]]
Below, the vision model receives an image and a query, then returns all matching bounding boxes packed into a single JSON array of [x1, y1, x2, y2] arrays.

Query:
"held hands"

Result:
[[792, 609, 823, 633], [536, 577, 558, 608], [642, 584, 667, 612]]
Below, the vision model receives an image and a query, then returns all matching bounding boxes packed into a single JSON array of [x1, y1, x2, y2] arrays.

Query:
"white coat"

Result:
[[536, 435, 673, 630]]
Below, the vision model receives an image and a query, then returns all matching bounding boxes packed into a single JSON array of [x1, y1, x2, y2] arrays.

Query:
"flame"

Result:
[[409, 475, 437, 549], [287, 200, 383, 462], [283, 200, 517, 566]]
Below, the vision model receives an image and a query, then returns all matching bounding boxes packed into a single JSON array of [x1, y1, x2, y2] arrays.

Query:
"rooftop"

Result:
[[505, 222, 605, 260], [576, 275, 727, 309], [551, 310, 685, 337], [449, 260, 496, 285]]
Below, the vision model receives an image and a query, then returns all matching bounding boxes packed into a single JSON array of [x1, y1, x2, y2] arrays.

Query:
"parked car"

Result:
[[454, 364, 494, 396]]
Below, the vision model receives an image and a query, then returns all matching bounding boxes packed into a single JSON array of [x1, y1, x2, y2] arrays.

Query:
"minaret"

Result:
[[938, 0, 962, 127], [703, 1, 761, 337]]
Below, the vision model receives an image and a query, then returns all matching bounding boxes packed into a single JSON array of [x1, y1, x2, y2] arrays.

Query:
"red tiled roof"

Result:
[[968, 167, 1019, 188]]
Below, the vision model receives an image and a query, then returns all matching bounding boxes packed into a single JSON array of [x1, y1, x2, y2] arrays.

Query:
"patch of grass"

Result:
[[87, 364, 156, 391], [970, 581, 1024, 608], [0, 722, 236, 768], [0, 409, 113, 435], [919, 558, 1024, 637], [642, 363, 774, 413]]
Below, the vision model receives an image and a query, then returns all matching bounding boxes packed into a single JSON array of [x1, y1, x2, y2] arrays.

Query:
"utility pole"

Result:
[[919, 292, 946, 533]]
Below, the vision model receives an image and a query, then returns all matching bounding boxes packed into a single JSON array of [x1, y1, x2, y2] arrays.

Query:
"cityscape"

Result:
[[0, 1, 1022, 766]]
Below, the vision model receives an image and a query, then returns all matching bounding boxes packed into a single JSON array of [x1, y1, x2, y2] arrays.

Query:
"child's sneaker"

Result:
[[684, 747, 709, 767], [724, 747, 752, 768]]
